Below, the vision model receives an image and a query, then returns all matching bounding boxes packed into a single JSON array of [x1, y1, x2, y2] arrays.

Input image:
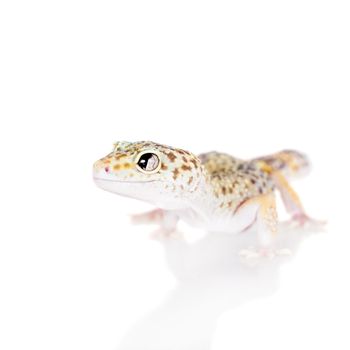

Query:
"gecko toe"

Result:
[[149, 228, 183, 241], [239, 247, 292, 260], [282, 214, 327, 232]]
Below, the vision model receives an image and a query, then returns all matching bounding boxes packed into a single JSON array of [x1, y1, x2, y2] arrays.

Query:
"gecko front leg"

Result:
[[131, 209, 180, 239]]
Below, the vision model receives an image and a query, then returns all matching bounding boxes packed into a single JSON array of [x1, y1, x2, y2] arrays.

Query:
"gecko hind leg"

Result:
[[130, 209, 180, 239], [239, 193, 291, 259], [272, 171, 326, 229]]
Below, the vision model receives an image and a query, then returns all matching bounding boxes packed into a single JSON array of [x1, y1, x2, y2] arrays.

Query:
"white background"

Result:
[[1, 1, 349, 349]]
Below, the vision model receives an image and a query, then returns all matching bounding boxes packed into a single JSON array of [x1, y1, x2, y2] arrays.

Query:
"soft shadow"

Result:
[[116, 225, 319, 350]]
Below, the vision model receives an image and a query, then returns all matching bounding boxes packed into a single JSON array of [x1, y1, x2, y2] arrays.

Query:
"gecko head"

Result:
[[93, 141, 204, 209]]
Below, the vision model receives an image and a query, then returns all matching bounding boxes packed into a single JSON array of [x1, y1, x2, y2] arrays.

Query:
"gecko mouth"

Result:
[[93, 177, 156, 184]]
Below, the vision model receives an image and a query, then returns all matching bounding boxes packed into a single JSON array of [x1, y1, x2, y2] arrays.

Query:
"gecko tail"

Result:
[[255, 150, 311, 180]]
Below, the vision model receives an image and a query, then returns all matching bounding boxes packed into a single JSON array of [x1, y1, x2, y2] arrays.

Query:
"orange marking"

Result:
[[115, 153, 127, 160], [123, 163, 132, 169]]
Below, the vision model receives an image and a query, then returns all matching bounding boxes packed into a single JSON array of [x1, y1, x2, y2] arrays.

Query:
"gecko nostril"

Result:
[[104, 167, 109, 173]]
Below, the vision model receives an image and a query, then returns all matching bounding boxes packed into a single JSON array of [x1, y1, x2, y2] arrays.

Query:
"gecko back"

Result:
[[253, 150, 311, 180]]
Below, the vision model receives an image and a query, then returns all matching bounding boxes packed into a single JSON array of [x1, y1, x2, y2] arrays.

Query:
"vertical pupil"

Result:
[[138, 153, 159, 171], [138, 153, 152, 169]]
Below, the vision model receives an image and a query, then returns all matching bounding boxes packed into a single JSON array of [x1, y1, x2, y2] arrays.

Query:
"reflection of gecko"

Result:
[[93, 141, 323, 258]]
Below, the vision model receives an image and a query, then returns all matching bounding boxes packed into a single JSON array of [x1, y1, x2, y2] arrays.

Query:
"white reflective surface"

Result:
[[116, 225, 317, 350]]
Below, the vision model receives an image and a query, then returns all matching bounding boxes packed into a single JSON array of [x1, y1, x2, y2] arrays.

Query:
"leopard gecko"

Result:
[[93, 141, 322, 258]]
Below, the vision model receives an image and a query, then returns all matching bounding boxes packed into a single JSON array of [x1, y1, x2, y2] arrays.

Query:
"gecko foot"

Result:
[[130, 209, 164, 225], [238, 247, 292, 260], [284, 214, 327, 231], [150, 228, 183, 241]]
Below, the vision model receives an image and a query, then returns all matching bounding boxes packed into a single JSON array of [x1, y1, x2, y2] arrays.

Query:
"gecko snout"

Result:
[[93, 159, 111, 177]]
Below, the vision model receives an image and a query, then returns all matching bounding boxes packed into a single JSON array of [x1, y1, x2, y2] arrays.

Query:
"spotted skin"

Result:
[[199, 152, 275, 210], [93, 141, 319, 258]]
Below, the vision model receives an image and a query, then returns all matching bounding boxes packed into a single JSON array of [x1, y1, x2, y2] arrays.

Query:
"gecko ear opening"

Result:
[[136, 151, 161, 174]]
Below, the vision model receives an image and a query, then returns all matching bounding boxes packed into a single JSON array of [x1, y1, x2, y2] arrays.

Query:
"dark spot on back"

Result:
[[190, 159, 198, 168], [173, 168, 180, 180], [248, 164, 256, 171], [166, 152, 177, 162], [181, 164, 191, 171]]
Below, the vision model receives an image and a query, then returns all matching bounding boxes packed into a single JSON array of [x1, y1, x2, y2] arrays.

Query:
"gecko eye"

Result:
[[136, 153, 160, 173]]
